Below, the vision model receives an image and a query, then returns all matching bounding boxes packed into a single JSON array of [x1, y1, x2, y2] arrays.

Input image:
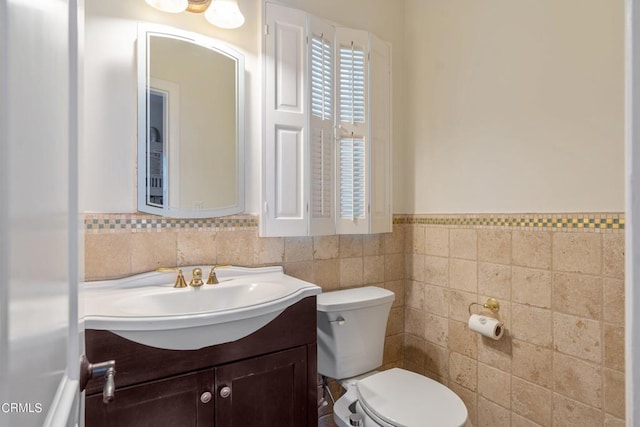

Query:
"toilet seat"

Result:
[[356, 368, 468, 427]]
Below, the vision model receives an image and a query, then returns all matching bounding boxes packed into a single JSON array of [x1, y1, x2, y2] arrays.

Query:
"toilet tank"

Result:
[[317, 287, 395, 380]]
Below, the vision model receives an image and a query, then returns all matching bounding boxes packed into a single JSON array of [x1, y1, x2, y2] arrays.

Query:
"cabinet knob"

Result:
[[200, 391, 212, 404], [219, 386, 232, 398]]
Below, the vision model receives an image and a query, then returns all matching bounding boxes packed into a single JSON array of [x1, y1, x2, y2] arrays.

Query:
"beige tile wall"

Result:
[[84, 214, 625, 427], [83, 222, 407, 360], [404, 224, 625, 427]]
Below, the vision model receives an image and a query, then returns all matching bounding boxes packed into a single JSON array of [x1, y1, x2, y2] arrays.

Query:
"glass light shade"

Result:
[[145, 0, 189, 13], [204, 0, 245, 29]]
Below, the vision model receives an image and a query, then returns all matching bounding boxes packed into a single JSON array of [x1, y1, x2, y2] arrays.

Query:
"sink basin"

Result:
[[83, 266, 321, 350], [116, 281, 291, 316]]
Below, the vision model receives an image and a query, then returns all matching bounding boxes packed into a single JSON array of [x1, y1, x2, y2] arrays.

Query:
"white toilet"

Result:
[[317, 286, 469, 427]]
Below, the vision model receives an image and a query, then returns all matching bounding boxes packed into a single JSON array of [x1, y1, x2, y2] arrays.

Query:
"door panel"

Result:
[[85, 370, 213, 427], [1, 0, 81, 426], [214, 347, 307, 427], [263, 3, 308, 237]]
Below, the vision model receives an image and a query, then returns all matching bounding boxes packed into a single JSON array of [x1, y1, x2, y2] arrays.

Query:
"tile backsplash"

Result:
[[84, 212, 624, 427]]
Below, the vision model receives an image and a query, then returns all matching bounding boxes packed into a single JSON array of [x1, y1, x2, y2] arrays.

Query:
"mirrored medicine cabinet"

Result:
[[137, 23, 245, 218]]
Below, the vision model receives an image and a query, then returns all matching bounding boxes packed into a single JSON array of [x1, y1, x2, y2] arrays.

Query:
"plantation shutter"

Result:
[[263, 3, 308, 236], [335, 28, 369, 234], [309, 16, 335, 236], [368, 34, 392, 233]]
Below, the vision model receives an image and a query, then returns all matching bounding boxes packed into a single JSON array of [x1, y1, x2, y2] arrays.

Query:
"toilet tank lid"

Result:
[[317, 286, 395, 312]]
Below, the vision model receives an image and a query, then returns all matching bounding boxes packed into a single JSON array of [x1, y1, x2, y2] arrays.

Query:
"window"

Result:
[[263, 4, 391, 237]]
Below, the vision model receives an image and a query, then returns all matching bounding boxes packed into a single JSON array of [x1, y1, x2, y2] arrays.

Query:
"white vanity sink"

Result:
[[83, 266, 321, 350]]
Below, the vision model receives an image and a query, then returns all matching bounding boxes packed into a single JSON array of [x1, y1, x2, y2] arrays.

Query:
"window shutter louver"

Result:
[[310, 36, 332, 121], [335, 28, 369, 234], [309, 17, 335, 235], [338, 137, 366, 219], [338, 45, 366, 125], [310, 128, 333, 217]]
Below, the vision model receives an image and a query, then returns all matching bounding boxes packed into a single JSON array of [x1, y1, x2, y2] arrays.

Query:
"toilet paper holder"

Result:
[[468, 297, 500, 315]]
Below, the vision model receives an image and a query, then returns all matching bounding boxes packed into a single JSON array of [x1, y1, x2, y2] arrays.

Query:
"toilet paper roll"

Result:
[[468, 314, 504, 340]]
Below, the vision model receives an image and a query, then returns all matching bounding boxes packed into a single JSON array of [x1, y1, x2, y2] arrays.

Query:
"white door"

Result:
[[0, 1, 82, 426]]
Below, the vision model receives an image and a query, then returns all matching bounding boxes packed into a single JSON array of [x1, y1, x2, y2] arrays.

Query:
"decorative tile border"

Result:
[[85, 212, 625, 233], [84, 213, 258, 233], [393, 213, 624, 232]]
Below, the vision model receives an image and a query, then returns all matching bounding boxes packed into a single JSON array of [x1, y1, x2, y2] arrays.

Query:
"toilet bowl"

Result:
[[317, 287, 469, 427]]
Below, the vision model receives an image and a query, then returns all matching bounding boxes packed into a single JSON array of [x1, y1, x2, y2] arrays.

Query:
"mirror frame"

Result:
[[137, 23, 245, 218]]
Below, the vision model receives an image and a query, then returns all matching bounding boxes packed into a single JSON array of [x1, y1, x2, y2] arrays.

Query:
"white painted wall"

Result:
[[81, 0, 407, 214], [83, 0, 623, 216], [403, 0, 625, 213]]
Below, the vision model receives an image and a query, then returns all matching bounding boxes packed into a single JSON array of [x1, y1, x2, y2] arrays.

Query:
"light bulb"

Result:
[[145, 0, 189, 13], [204, 0, 245, 29]]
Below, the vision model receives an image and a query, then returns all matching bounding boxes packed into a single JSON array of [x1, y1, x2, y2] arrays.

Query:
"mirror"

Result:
[[137, 24, 245, 218]]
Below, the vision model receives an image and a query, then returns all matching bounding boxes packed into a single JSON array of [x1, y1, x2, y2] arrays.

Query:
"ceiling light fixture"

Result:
[[144, 0, 245, 29]]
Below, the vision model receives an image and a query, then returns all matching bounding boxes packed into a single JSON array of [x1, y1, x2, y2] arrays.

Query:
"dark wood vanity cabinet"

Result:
[[85, 297, 317, 427]]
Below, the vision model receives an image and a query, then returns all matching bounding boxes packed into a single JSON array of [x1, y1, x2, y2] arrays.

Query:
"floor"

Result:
[[318, 376, 343, 427]]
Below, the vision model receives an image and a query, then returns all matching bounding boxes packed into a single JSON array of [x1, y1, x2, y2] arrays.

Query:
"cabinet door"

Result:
[[85, 370, 213, 427], [214, 346, 307, 427]]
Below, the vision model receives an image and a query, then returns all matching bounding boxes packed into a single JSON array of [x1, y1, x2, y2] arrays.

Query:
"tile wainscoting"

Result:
[[84, 212, 624, 427], [400, 213, 624, 427]]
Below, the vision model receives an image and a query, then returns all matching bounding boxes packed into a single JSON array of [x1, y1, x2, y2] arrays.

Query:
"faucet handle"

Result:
[[157, 267, 188, 288], [206, 265, 231, 285], [189, 268, 204, 287]]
